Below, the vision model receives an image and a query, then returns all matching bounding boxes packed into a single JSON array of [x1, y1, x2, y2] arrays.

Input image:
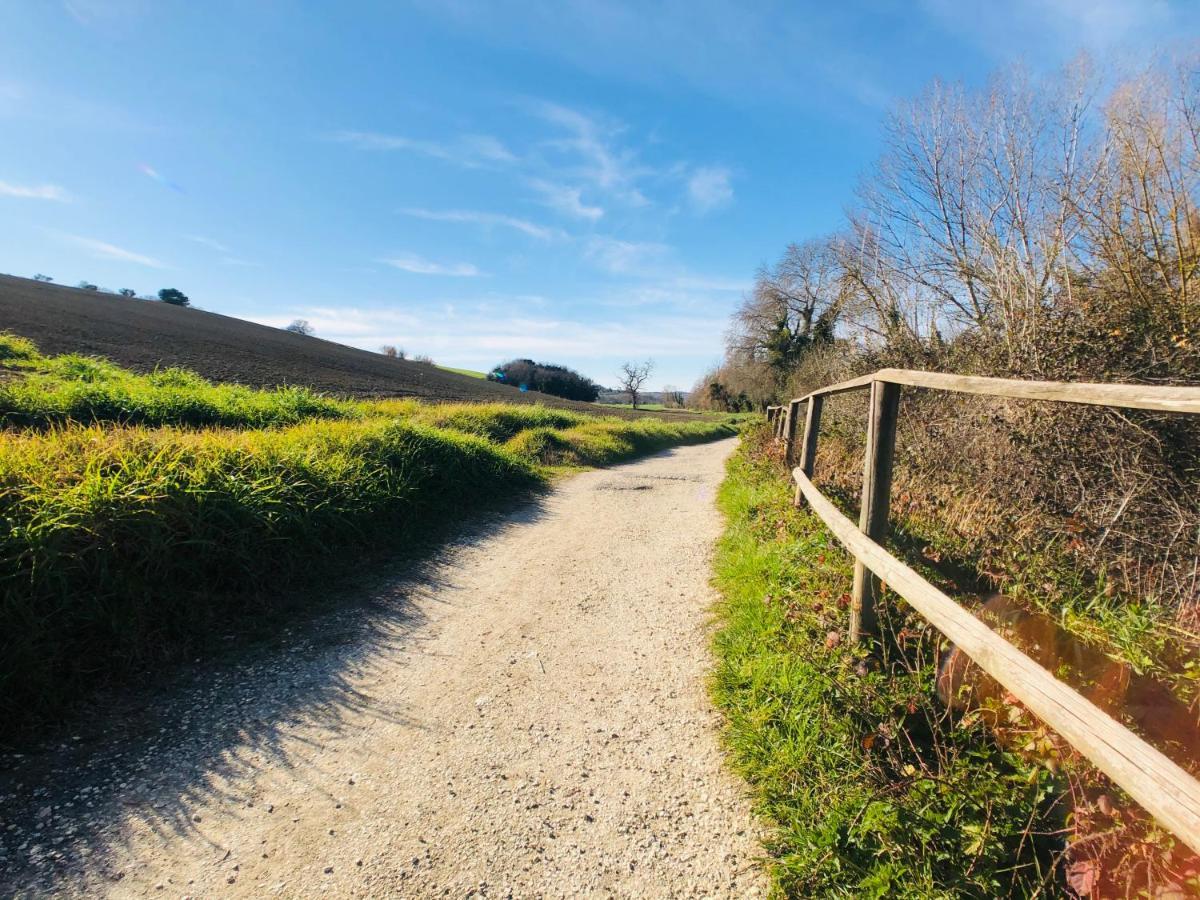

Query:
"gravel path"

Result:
[[0, 438, 764, 898]]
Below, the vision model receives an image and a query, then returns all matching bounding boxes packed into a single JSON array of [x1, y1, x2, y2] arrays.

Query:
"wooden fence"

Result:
[[764, 371, 1200, 857]]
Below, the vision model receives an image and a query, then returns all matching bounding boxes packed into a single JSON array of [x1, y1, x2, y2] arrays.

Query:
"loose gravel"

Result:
[[0, 438, 764, 898]]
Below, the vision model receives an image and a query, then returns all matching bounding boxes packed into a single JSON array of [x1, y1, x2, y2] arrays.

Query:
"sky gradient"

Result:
[[1, 1, 1194, 389]]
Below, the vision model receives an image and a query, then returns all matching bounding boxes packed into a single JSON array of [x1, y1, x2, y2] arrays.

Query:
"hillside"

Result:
[[0, 275, 638, 413]]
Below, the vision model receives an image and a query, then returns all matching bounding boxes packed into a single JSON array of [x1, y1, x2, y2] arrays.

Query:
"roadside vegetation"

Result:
[[704, 54, 1200, 895], [0, 335, 735, 732], [712, 426, 1063, 897]]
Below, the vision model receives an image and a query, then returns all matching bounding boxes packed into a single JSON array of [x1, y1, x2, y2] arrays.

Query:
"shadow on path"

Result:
[[0, 492, 551, 893]]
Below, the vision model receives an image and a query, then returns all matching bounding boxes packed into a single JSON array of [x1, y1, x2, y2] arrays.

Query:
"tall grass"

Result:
[[0, 419, 536, 724], [711, 425, 1061, 896], [0, 341, 736, 729], [0, 334, 351, 429]]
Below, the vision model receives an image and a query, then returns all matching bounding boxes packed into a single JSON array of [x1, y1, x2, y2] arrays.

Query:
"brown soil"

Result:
[[0, 275, 692, 417]]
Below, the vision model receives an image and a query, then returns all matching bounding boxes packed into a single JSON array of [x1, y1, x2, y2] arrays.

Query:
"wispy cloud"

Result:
[[918, 0, 1176, 54], [529, 100, 651, 207], [398, 207, 564, 240], [52, 231, 167, 268], [583, 236, 672, 276], [138, 163, 184, 193], [379, 253, 483, 277], [687, 166, 733, 213], [249, 303, 725, 371], [0, 180, 71, 202], [528, 179, 604, 221], [63, 0, 148, 27], [329, 130, 516, 168], [184, 234, 230, 253]]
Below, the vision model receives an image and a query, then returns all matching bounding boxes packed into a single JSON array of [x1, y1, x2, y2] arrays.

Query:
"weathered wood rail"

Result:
[[764, 371, 1200, 857]]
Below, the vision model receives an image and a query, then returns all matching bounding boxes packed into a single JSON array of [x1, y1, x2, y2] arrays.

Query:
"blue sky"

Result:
[[0, 1, 1193, 389]]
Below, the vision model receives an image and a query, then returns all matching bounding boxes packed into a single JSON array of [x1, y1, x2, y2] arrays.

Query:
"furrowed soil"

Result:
[[0, 438, 764, 898], [0, 275, 701, 418]]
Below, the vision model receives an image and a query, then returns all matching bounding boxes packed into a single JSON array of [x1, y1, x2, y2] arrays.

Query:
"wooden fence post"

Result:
[[793, 395, 824, 507], [850, 380, 900, 643], [798, 396, 822, 478], [783, 399, 802, 465]]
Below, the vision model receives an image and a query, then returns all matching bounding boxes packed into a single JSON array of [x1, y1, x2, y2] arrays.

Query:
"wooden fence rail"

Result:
[[767, 369, 1200, 857]]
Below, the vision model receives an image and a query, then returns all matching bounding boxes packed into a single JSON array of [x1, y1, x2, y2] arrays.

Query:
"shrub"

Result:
[[158, 288, 189, 307], [488, 358, 601, 402]]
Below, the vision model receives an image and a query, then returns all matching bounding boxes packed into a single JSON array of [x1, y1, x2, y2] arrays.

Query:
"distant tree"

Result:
[[380, 344, 398, 358], [32, 274, 52, 282], [77, 281, 98, 291], [118, 288, 136, 297], [617, 359, 655, 409], [413, 353, 435, 365], [662, 385, 686, 408], [285, 319, 314, 335], [487, 358, 601, 401], [158, 288, 189, 307]]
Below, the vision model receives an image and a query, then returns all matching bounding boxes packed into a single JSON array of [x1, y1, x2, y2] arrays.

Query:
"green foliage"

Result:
[[0, 418, 538, 725], [158, 287, 189, 307], [710, 426, 1063, 897], [0, 332, 40, 364], [487, 358, 601, 402], [0, 348, 352, 430], [409, 403, 590, 443], [0, 340, 738, 730]]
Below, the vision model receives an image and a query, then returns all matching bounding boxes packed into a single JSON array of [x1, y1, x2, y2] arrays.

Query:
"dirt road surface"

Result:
[[0, 438, 765, 898]]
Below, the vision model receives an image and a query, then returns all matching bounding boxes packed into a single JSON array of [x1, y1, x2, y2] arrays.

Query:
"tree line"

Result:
[[692, 54, 1199, 409]]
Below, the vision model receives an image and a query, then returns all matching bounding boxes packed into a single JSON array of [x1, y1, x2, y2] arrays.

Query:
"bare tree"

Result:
[[285, 319, 314, 336], [731, 237, 844, 382], [617, 359, 654, 409], [661, 385, 685, 408]]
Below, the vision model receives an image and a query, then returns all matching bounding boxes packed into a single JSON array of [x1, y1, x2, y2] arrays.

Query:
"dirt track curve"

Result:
[[0, 438, 765, 898]]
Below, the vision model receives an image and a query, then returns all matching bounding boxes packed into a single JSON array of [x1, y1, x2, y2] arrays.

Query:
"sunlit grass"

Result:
[[0, 334, 738, 728]]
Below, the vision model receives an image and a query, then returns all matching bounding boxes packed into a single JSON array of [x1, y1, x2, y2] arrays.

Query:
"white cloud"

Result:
[[0, 180, 71, 202], [379, 253, 483, 277], [50, 231, 167, 268], [63, 0, 148, 26], [528, 100, 652, 207], [249, 303, 725, 365], [583, 236, 672, 275], [528, 179, 604, 220], [398, 207, 564, 240], [918, 0, 1175, 54], [329, 130, 516, 168], [687, 166, 733, 213], [184, 234, 230, 253]]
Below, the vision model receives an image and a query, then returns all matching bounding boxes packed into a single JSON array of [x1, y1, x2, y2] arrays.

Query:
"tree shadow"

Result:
[[0, 490, 552, 894]]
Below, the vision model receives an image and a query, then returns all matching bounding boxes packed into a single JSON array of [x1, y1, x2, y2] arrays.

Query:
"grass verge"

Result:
[[0, 345, 736, 732], [710, 424, 1063, 897], [0, 333, 351, 430]]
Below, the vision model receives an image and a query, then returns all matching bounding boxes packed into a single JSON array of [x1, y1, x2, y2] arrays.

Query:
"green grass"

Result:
[[0, 334, 737, 730], [0, 333, 352, 430], [436, 365, 488, 379], [710, 425, 1063, 897]]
